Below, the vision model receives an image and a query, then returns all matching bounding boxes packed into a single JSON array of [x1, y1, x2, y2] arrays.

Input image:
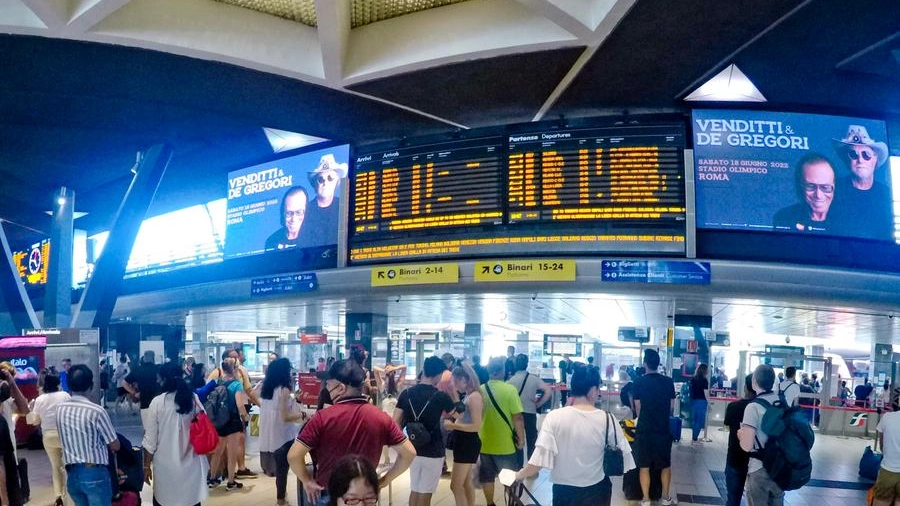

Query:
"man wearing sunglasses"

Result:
[[829, 125, 894, 241], [265, 186, 310, 251], [303, 153, 348, 247], [773, 152, 837, 233], [288, 359, 416, 506]]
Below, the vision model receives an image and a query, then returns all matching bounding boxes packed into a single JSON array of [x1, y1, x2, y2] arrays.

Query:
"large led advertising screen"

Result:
[[693, 110, 896, 243], [349, 122, 686, 264], [225, 145, 350, 259]]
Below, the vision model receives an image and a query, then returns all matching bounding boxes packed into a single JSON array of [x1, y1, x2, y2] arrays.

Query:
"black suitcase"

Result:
[[622, 467, 662, 501]]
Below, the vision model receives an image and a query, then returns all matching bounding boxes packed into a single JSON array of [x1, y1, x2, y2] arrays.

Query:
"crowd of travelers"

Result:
[[5, 343, 856, 506]]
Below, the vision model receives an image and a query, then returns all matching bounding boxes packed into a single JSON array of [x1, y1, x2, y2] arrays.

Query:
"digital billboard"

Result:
[[349, 122, 686, 264], [693, 110, 896, 243], [226, 145, 350, 259]]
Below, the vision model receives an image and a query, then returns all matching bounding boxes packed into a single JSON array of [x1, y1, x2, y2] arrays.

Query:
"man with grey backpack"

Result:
[[393, 356, 455, 506]]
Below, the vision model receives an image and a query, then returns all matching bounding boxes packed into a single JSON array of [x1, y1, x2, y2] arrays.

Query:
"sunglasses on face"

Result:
[[803, 183, 834, 194], [848, 149, 874, 162], [316, 173, 337, 184]]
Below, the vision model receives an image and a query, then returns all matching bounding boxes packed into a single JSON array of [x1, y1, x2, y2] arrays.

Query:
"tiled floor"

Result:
[[19, 410, 873, 506]]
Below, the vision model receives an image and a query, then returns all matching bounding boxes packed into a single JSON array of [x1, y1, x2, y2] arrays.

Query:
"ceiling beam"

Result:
[[315, 0, 350, 87], [63, 0, 134, 36], [675, 0, 813, 100], [511, 0, 594, 39], [530, 0, 635, 121], [19, 0, 64, 29]]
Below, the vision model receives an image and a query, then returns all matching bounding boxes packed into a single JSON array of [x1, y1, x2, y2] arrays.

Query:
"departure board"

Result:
[[349, 122, 687, 264], [352, 137, 504, 235], [507, 125, 685, 223]]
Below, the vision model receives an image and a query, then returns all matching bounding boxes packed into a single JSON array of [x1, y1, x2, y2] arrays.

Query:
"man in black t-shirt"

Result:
[[393, 356, 454, 506], [123, 351, 160, 432], [723, 375, 755, 506], [632, 349, 677, 506]]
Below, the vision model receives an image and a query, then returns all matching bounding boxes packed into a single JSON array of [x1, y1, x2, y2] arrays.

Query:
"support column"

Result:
[[0, 223, 39, 334], [463, 323, 482, 360], [45, 186, 74, 327], [345, 312, 387, 369], [72, 144, 173, 330]]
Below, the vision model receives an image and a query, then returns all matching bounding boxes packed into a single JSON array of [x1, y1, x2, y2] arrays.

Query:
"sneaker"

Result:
[[207, 477, 221, 488], [691, 440, 703, 446], [661, 496, 678, 505], [640, 501, 651, 506], [236, 468, 258, 478], [226, 481, 244, 491]]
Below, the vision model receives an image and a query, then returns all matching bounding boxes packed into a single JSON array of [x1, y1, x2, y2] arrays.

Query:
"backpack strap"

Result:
[[409, 389, 439, 422]]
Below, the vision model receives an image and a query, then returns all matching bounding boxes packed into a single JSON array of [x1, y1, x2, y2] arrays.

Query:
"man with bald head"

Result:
[[773, 153, 837, 234]]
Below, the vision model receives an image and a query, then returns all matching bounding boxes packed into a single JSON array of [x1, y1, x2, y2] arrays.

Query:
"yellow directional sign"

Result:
[[371, 263, 459, 287], [473, 259, 576, 282]]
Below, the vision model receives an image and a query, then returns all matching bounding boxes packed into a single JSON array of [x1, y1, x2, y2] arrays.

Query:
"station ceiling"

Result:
[[2, 0, 899, 349]]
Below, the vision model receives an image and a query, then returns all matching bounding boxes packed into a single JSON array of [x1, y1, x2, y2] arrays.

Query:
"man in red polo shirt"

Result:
[[288, 359, 416, 506]]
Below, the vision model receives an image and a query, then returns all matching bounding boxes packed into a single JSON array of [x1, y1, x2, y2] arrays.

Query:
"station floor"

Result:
[[20, 407, 872, 506]]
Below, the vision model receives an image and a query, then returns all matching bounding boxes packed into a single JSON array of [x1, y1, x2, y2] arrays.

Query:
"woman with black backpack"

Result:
[[207, 358, 249, 491]]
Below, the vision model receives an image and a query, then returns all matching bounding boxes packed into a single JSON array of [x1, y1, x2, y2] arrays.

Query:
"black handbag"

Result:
[[603, 411, 625, 477]]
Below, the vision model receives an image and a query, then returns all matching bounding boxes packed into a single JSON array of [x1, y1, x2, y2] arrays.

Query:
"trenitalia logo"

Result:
[[849, 412, 868, 427]]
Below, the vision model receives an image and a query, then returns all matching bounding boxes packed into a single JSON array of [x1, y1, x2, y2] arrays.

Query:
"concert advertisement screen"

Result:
[[225, 145, 350, 259], [693, 110, 896, 243]]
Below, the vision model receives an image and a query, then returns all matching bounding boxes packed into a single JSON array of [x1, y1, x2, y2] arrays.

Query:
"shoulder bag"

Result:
[[485, 383, 519, 448], [190, 397, 220, 455], [603, 411, 624, 476]]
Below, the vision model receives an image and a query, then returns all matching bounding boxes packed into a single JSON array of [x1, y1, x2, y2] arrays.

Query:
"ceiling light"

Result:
[[685, 64, 766, 102], [263, 127, 329, 153]]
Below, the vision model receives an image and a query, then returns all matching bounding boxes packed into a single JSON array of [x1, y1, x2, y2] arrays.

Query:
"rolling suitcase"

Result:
[[622, 467, 663, 501], [670, 416, 683, 442], [860, 445, 882, 481]]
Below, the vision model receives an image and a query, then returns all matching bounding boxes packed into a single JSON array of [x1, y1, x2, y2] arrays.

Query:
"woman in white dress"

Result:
[[28, 371, 70, 506], [259, 358, 307, 506], [142, 362, 209, 506]]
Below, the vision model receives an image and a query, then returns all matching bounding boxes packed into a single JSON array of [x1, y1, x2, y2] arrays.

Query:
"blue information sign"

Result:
[[251, 273, 319, 296], [601, 260, 710, 285]]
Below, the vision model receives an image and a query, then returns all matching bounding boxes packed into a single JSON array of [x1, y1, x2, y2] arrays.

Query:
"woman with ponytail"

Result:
[[141, 361, 209, 506]]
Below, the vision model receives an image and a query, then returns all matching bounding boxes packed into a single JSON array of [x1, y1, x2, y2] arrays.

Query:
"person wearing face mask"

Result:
[[288, 359, 416, 506], [302, 154, 347, 247]]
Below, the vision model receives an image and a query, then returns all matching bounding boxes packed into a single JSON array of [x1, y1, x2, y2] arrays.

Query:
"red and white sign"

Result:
[[300, 332, 327, 344]]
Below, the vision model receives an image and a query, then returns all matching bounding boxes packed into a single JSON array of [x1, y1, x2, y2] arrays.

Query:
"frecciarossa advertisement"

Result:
[[692, 110, 895, 243]]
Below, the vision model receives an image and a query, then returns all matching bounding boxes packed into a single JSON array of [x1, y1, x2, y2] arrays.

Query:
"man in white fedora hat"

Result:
[[829, 125, 893, 240], [303, 153, 348, 246]]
